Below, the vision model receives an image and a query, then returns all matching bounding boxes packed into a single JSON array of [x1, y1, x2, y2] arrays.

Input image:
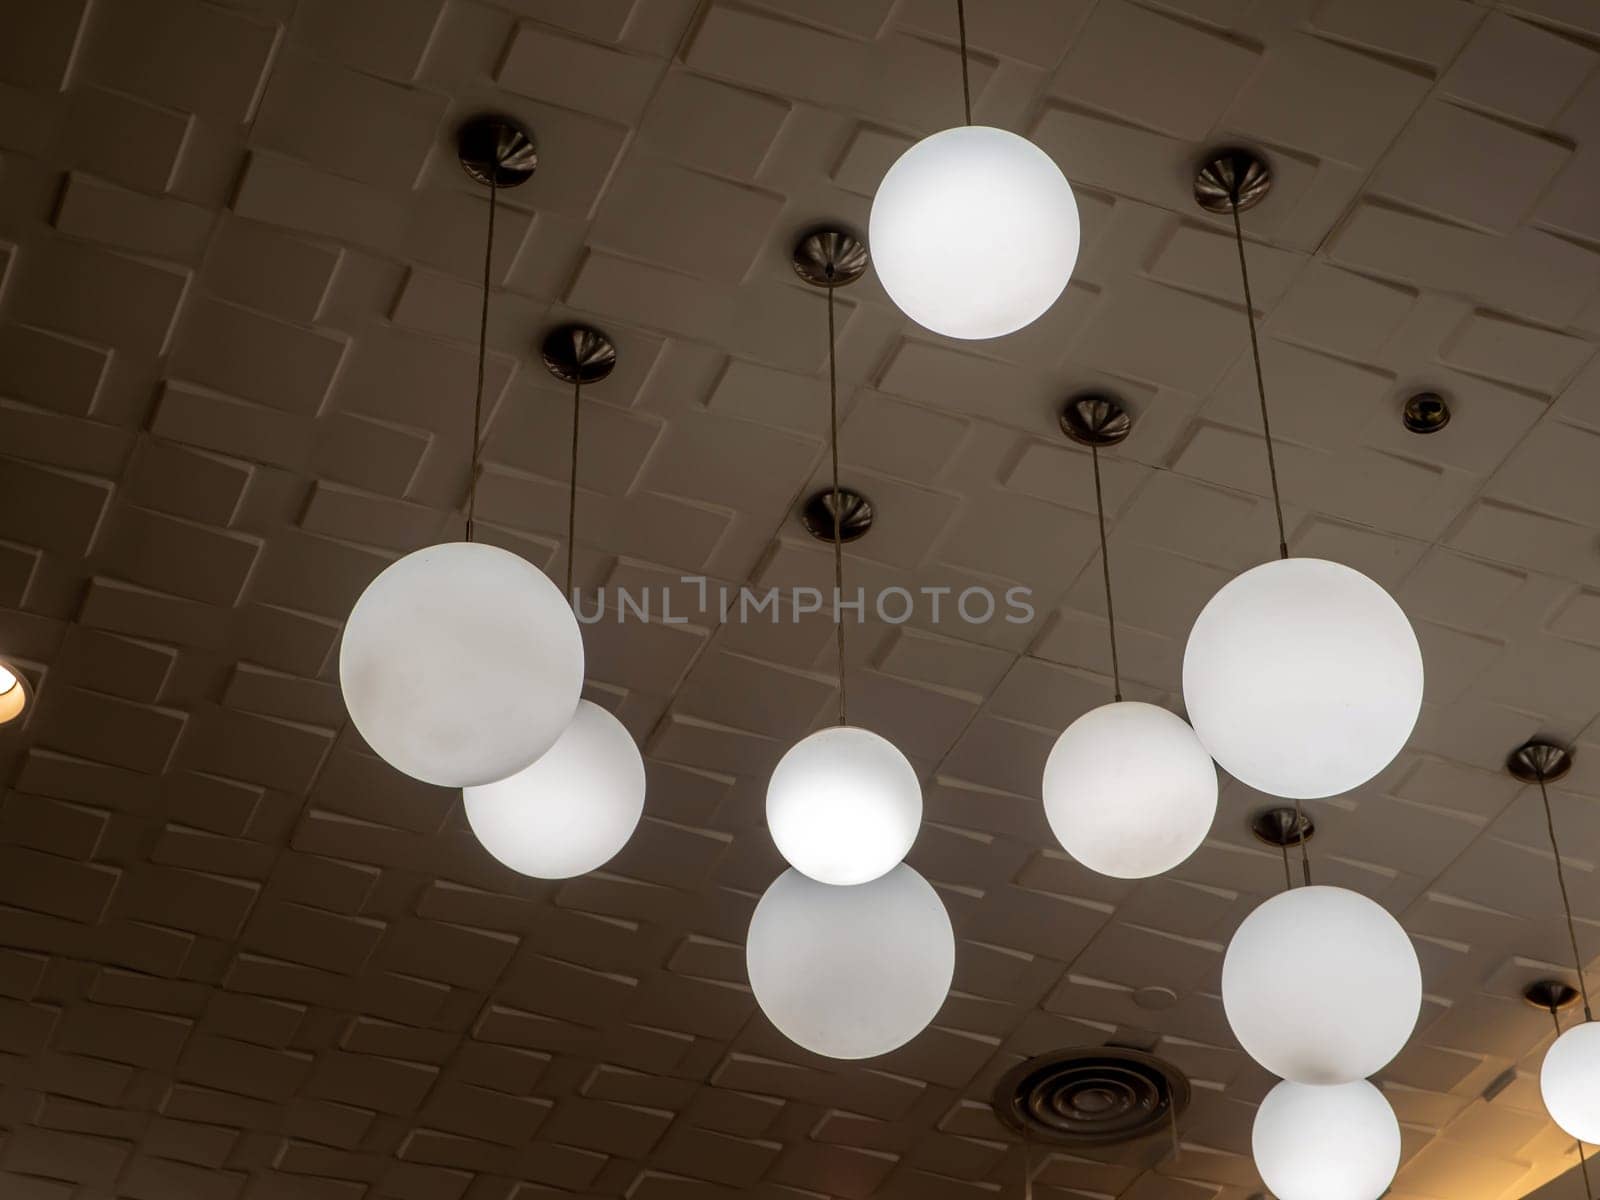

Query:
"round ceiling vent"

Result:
[[993, 1048, 1190, 1147]]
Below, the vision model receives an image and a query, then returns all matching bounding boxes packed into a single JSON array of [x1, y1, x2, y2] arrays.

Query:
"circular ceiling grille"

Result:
[[993, 1048, 1191, 1147]]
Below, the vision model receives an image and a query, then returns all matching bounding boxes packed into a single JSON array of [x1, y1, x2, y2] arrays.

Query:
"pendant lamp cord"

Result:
[[1089, 445, 1122, 702], [467, 175, 498, 544], [1294, 799, 1311, 887], [1279, 841, 1292, 892], [567, 377, 581, 598], [955, 0, 972, 125], [1227, 194, 1288, 560], [826, 274, 848, 727], [1548, 1006, 1595, 1198], [1537, 767, 1594, 1021]]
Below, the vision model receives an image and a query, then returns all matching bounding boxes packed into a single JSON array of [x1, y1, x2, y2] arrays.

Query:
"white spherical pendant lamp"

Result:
[[1253, 1079, 1400, 1200], [1223, 884, 1420, 1084], [869, 125, 1079, 340], [1542, 1020, 1600, 1143], [340, 542, 584, 788], [1042, 701, 1217, 879], [747, 864, 954, 1059], [463, 700, 644, 879], [1183, 557, 1423, 799], [767, 725, 922, 886]]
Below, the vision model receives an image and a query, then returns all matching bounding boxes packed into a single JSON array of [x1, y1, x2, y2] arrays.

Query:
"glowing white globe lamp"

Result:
[[869, 125, 1079, 340], [1542, 1019, 1600, 1143], [746, 864, 954, 1059], [766, 725, 922, 886], [1252, 1079, 1401, 1200], [1042, 701, 1217, 879], [0, 661, 26, 726], [1183, 557, 1423, 800], [1223, 885, 1421, 1084], [463, 700, 644, 878], [340, 541, 584, 788]]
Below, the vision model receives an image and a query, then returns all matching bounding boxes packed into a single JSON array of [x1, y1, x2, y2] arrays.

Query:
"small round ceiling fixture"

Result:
[[1525, 979, 1581, 1012], [0, 661, 29, 726], [801, 488, 873, 544], [994, 1047, 1191, 1147], [1508, 738, 1572, 784], [792, 228, 869, 289], [1060, 392, 1132, 447], [1250, 806, 1315, 849], [1402, 392, 1450, 434], [542, 324, 616, 385], [457, 115, 537, 188], [1194, 148, 1272, 214]]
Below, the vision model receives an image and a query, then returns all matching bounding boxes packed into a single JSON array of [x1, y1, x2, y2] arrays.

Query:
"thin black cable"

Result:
[[1294, 801, 1311, 887], [566, 377, 580, 598], [1227, 197, 1288, 560], [955, 0, 972, 125], [1538, 769, 1594, 1021], [467, 177, 497, 543], [1549, 1006, 1595, 1198], [1089, 445, 1121, 702], [826, 275, 847, 727]]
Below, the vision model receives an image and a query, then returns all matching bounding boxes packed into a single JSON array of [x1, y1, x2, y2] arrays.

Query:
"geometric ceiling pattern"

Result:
[[1, 2, 1600, 1200]]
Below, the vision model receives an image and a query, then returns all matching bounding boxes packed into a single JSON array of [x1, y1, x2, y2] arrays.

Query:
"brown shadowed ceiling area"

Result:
[[1, 1, 1599, 1199]]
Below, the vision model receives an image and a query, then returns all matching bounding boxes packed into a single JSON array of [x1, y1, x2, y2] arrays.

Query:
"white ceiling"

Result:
[[1, 1, 1600, 1199]]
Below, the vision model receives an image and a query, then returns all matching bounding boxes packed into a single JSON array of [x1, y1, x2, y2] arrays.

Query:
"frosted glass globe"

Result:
[[869, 125, 1079, 340], [1223, 885, 1420, 1084], [767, 725, 922, 885], [340, 542, 583, 787], [0, 663, 24, 726], [1541, 1021, 1600, 1142], [1183, 557, 1423, 799], [1042, 701, 1217, 879], [463, 700, 645, 879], [747, 864, 954, 1059], [1253, 1080, 1400, 1200]]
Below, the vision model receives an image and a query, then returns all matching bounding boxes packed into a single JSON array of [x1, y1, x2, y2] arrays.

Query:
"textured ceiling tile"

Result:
[[1308, 0, 1480, 68], [639, 72, 791, 179], [1487, 422, 1600, 527], [0, 0, 91, 90], [1327, 201, 1600, 329], [1207, 338, 1392, 451], [1439, 310, 1592, 395], [0, 324, 111, 418], [1266, 261, 1416, 360], [290, 0, 447, 81], [206, 219, 343, 325], [62, 84, 192, 193], [1052, 0, 1258, 140], [151, 381, 313, 471], [234, 153, 411, 253], [10, 238, 189, 356], [1372, 101, 1571, 235], [498, 24, 663, 125], [1223, 33, 1431, 168], [0, 459, 111, 558], [172, 299, 349, 415], [53, 174, 212, 263], [592, 160, 786, 283], [96, 505, 261, 606], [685, 4, 873, 109], [1146, 221, 1304, 309], [1441, 10, 1598, 128], [78, 0, 277, 123], [1069, 278, 1244, 393]]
